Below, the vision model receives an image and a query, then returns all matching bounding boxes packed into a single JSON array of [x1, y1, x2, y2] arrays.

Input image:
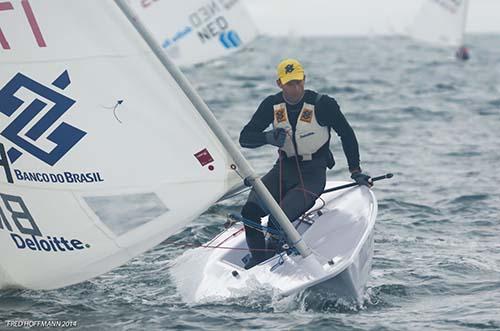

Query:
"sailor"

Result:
[[455, 46, 470, 61], [239, 58, 371, 269]]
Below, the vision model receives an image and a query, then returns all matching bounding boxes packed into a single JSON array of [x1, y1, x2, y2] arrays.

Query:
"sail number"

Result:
[[0, 193, 41, 237], [0, 0, 46, 50], [0, 143, 13, 184]]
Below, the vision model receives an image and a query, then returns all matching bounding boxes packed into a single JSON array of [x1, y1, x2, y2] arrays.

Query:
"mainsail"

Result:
[[128, 0, 258, 66], [407, 0, 469, 47], [0, 0, 242, 289]]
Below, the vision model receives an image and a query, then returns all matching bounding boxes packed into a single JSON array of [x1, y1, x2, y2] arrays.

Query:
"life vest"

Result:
[[272, 97, 329, 161]]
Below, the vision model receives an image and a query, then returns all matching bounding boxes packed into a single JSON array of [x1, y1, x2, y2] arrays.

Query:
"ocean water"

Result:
[[1, 35, 500, 330]]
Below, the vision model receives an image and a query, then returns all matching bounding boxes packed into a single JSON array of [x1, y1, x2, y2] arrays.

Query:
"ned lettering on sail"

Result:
[[189, 1, 229, 43]]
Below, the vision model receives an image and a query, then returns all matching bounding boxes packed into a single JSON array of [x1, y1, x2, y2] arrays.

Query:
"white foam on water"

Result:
[[169, 248, 212, 304], [170, 248, 284, 305]]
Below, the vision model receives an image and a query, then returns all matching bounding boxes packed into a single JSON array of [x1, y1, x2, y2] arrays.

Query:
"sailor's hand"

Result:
[[265, 128, 287, 148], [351, 171, 373, 187]]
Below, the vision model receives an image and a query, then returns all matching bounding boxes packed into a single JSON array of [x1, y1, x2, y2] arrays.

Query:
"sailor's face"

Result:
[[278, 78, 305, 104]]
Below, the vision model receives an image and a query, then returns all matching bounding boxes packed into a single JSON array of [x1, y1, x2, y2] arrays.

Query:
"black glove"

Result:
[[351, 171, 372, 187], [264, 128, 287, 147]]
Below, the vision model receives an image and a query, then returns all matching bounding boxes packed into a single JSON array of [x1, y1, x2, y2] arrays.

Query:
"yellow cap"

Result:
[[277, 58, 305, 84]]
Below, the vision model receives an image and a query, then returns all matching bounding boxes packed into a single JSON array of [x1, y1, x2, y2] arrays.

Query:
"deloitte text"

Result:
[[14, 169, 104, 184], [10, 234, 88, 252], [0, 193, 90, 253]]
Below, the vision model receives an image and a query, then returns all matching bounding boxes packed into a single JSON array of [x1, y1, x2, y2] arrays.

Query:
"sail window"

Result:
[[84, 193, 169, 236]]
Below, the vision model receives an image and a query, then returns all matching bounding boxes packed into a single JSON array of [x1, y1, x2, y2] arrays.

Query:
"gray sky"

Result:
[[243, 0, 500, 36]]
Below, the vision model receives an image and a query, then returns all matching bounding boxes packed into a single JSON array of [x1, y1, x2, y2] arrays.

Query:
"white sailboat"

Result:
[[407, 0, 470, 59], [172, 180, 380, 303], [128, 0, 259, 66], [0, 0, 387, 303]]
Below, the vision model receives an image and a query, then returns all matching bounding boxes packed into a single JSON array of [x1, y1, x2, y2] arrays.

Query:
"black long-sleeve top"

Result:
[[239, 90, 361, 171]]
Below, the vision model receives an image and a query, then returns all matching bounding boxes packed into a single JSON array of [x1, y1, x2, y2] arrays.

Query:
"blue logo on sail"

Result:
[[219, 30, 241, 49], [0, 71, 86, 166]]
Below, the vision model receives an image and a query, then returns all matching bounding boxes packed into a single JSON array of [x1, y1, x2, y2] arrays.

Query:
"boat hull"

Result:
[[171, 181, 378, 303]]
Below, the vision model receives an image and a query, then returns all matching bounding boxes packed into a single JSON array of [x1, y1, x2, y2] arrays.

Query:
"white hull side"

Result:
[[306, 231, 374, 302]]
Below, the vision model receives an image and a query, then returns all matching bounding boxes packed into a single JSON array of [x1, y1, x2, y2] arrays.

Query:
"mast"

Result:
[[113, 0, 313, 258], [460, 0, 470, 46]]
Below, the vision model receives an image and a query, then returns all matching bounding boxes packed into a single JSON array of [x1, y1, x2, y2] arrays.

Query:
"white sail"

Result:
[[0, 0, 241, 290], [128, 0, 258, 66], [408, 0, 469, 47]]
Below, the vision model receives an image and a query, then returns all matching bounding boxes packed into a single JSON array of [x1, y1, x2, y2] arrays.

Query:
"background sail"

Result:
[[0, 0, 241, 289], [128, 0, 259, 66], [407, 0, 469, 47]]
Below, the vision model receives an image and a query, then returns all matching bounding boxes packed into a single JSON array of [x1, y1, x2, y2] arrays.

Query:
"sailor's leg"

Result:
[[241, 201, 267, 265], [240, 165, 281, 268], [268, 165, 326, 236], [266, 187, 317, 254]]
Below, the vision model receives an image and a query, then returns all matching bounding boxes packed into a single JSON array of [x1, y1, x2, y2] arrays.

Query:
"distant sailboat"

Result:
[[128, 0, 259, 66], [407, 0, 470, 60]]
